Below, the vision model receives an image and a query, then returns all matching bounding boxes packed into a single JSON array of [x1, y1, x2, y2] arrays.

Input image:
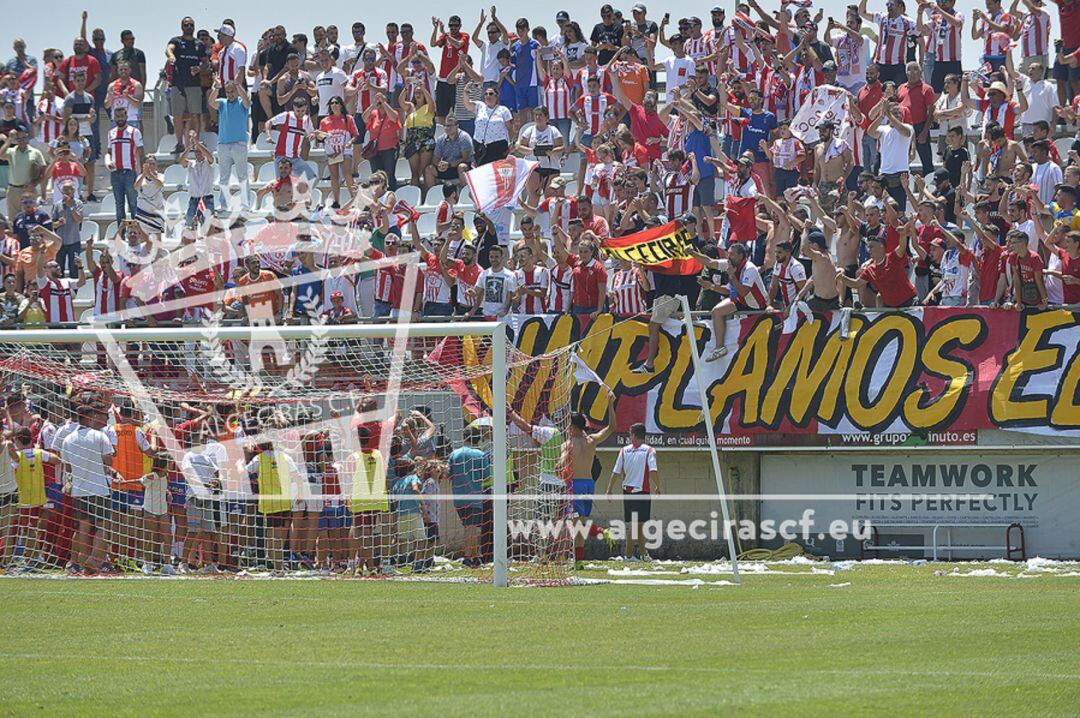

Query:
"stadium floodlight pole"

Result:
[[679, 295, 741, 584], [491, 323, 509, 588]]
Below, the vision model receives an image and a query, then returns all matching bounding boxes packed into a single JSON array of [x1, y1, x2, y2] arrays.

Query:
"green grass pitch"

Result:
[[0, 563, 1078, 717]]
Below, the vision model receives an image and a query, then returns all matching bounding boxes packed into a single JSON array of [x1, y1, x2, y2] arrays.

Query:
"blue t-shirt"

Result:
[[391, 474, 422, 515], [217, 98, 250, 144], [498, 67, 517, 109], [738, 108, 777, 163], [511, 39, 539, 87], [448, 446, 490, 507], [290, 265, 323, 315], [683, 130, 714, 178]]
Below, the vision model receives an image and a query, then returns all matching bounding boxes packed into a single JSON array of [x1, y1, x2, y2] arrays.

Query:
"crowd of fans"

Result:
[[0, 1, 1076, 342]]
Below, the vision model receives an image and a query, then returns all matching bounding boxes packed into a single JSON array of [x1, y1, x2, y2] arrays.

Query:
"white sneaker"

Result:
[[705, 346, 728, 362], [160, 564, 177, 576], [141, 563, 155, 576], [178, 563, 193, 575]]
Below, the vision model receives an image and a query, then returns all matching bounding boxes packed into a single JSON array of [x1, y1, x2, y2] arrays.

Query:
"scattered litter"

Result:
[[947, 568, 1011, 578], [831, 561, 856, 571], [828, 582, 852, 588], [606, 568, 681, 577]]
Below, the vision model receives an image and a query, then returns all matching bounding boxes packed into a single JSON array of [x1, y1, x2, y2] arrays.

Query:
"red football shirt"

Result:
[[860, 251, 916, 307]]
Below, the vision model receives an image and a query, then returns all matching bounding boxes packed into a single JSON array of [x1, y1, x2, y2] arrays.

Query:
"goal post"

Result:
[[0, 321, 573, 586], [679, 295, 741, 584]]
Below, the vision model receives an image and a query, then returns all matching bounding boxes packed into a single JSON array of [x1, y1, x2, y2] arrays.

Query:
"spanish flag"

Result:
[[601, 221, 702, 275]]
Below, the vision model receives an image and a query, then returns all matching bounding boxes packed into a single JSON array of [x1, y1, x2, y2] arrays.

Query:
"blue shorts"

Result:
[[168, 480, 187, 507], [572, 478, 595, 518], [515, 85, 539, 111], [112, 490, 144, 511], [319, 504, 352, 530], [45, 482, 64, 505]]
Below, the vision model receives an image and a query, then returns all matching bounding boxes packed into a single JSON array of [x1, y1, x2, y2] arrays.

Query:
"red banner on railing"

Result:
[[505, 308, 1080, 448]]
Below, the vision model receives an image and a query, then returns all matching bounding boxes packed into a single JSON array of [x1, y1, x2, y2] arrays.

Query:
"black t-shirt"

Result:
[[691, 85, 718, 117], [943, 145, 969, 188], [169, 36, 208, 87], [112, 47, 147, 83], [258, 43, 296, 85], [810, 40, 834, 65], [590, 22, 625, 64], [940, 186, 957, 225]]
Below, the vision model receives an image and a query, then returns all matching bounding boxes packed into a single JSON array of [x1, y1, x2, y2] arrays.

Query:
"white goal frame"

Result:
[[0, 322, 513, 587]]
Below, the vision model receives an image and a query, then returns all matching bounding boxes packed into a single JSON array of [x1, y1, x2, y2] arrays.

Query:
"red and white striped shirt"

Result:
[[721, 25, 754, 74], [549, 264, 574, 313], [514, 266, 550, 314], [544, 77, 573, 120], [985, 31, 1012, 58], [37, 277, 77, 323], [873, 13, 916, 65], [609, 268, 647, 317], [350, 67, 387, 114], [757, 69, 794, 123], [683, 34, 716, 67], [538, 196, 578, 234], [271, 111, 313, 159], [770, 136, 804, 171], [1019, 10, 1050, 57], [773, 257, 807, 307], [93, 268, 124, 317], [107, 124, 142, 170], [664, 162, 694, 219], [979, 12, 1012, 56], [385, 42, 427, 89], [36, 98, 62, 144], [574, 65, 611, 94], [374, 264, 400, 303], [729, 259, 768, 310], [218, 40, 247, 87], [928, 11, 963, 63], [574, 92, 617, 137]]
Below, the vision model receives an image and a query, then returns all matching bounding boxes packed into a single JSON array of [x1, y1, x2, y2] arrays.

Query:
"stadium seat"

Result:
[[199, 132, 218, 152], [165, 191, 189, 222], [395, 184, 422, 208], [156, 135, 177, 155], [256, 162, 278, 183], [98, 193, 116, 216], [254, 132, 276, 152], [459, 185, 471, 205], [103, 221, 118, 240], [394, 157, 411, 184], [163, 164, 187, 186], [415, 211, 437, 236], [79, 222, 98, 243], [1055, 137, 1074, 160]]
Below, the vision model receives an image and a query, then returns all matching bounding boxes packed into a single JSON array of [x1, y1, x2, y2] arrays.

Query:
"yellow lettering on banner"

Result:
[[605, 227, 693, 266], [991, 311, 1075, 424], [904, 317, 983, 430], [845, 314, 918, 430], [1050, 314, 1080, 426], [760, 318, 860, 426], [655, 321, 711, 430], [708, 319, 772, 426]]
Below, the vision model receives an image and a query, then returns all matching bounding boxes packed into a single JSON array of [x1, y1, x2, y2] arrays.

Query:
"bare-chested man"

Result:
[[813, 120, 853, 214], [567, 386, 615, 564]]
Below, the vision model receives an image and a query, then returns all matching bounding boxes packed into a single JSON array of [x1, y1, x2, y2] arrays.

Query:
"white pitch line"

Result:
[[0, 653, 1075, 681]]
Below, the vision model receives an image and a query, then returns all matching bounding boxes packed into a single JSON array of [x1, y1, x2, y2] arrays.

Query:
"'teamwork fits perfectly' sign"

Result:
[[761, 454, 1080, 558]]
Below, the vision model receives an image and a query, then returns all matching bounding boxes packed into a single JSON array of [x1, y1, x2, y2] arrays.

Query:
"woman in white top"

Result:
[[514, 105, 565, 204], [559, 22, 590, 70], [932, 73, 970, 155], [472, 84, 514, 165], [134, 155, 165, 235]]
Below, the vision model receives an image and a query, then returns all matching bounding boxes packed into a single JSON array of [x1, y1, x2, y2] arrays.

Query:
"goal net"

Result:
[[0, 323, 577, 585]]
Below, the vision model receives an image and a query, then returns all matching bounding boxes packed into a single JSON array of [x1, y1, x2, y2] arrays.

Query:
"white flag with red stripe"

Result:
[[464, 158, 539, 214], [391, 199, 420, 228]]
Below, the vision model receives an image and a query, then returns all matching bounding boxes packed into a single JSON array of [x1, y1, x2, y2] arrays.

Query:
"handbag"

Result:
[[361, 112, 388, 160]]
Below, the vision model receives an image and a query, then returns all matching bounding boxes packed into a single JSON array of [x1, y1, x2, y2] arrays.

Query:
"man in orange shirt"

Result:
[[235, 254, 284, 323], [610, 46, 649, 107]]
